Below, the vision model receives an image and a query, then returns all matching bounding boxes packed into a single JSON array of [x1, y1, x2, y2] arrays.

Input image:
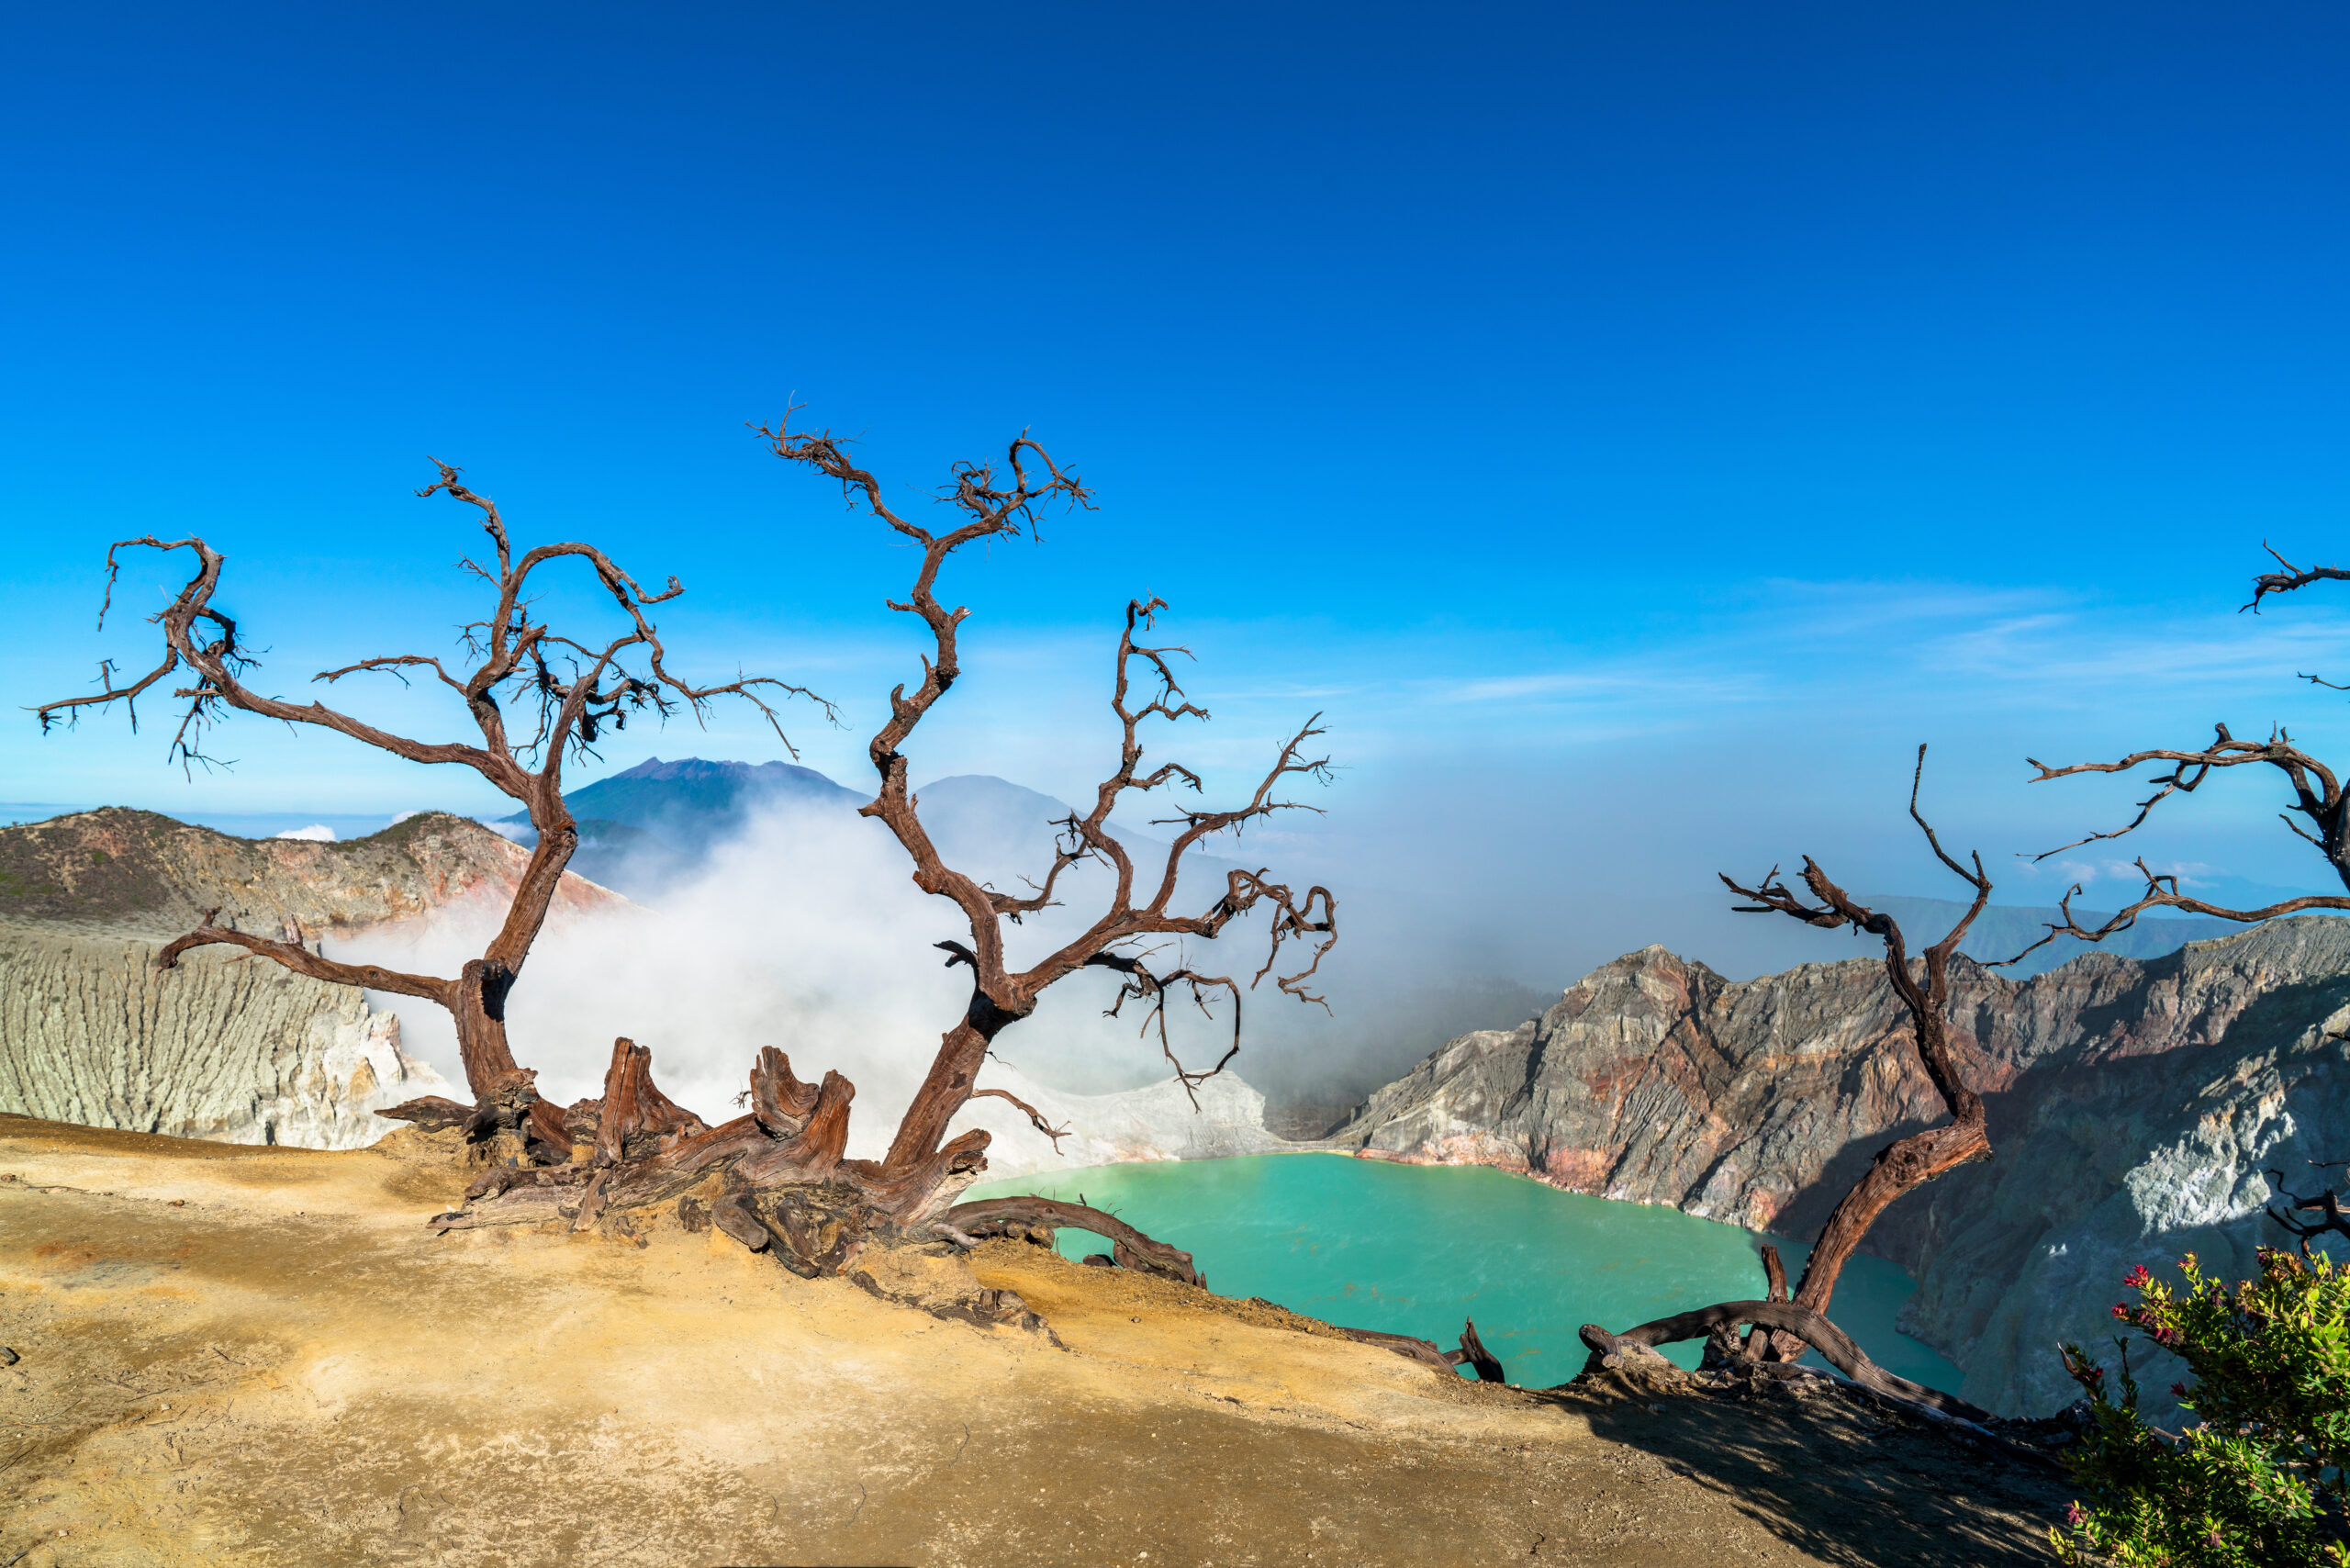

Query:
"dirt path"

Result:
[[0, 1115, 2068, 1566]]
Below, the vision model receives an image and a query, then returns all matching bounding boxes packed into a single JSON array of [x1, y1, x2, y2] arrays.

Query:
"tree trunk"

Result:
[[1757, 1010, 1988, 1361], [1788, 1115, 1989, 1319], [881, 1011, 1014, 1175], [452, 960, 531, 1109], [449, 816, 580, 1110]]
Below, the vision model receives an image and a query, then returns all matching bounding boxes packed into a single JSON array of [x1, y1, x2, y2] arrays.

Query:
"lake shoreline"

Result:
[[971, 1149, 1965, 1394]]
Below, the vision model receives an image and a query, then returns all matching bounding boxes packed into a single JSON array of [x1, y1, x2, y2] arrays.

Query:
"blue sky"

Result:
[[6, 2, 2350, 958]]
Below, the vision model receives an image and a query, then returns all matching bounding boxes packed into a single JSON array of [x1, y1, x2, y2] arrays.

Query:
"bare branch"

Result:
[[2017, 540, 2350, 966], [317, 654, 469, 695], [1089, 948, 1247, 1109], [2264, 1161, 2350, 1258], [2021, 722, 2344, 871], [2245, 542, 2350, 613], [155, 908, 453, 1004], [965, 1088, 1071, 1152], [1999, 856, 2350, 966]]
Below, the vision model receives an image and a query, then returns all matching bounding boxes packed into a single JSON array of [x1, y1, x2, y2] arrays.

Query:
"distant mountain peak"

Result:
[[611, 756, 840, 787]]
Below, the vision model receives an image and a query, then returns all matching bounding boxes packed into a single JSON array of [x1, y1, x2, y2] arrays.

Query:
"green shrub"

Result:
[[2053, 1247, 2348, 1566]]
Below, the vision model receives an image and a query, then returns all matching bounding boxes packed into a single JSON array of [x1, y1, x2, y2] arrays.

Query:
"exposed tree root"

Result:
[[1579, 1301, 1988, 1422], [1327, 1319, 1508, 1382], [1456, 1317, 1505, 1382], [379, 1096, 473, 1133], [399, 1040, 1222, 1357], [1573, 1298, 2064, 1471], [941, 1195, 1205, 1288]]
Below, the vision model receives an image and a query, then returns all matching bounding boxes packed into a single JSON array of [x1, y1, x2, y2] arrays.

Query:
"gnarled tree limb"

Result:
[[1718, 745, 1992, 1360], [1578, 1301, 1992, 1424], [2266, 1158, 2350, 1257], [943, 1195, 1204, 1288], [2010, 544, 2350, 960]]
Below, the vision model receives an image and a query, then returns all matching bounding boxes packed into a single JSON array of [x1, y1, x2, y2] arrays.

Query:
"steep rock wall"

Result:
[[1897, 985, 2350, 1421], [1330, 918, 2350, 1417], [0, 808, 616, 1148], [0, 923, 453, 1148]]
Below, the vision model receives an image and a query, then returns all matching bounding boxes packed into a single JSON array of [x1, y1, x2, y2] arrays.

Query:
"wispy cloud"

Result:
[[1438, 669, 1765, 706]]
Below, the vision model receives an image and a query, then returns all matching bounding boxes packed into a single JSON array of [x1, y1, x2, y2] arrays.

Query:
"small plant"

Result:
[[2053, 1248, 2349, 1566]]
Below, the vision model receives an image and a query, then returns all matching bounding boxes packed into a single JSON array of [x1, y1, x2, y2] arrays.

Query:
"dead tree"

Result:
[[424, 410, 1339, 1289], [750, 409, 1336, 1242], [1718, 746, 1992, 1358], [2014, 545, 2350, 1240], [784, 421, 1327, 1143], [1582, 745, 1993, 1373], [34, 465, 826, 1134], [2009, 547, 2350, 955]]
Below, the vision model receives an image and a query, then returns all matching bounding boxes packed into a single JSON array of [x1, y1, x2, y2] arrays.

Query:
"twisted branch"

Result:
[[761, 411, 1339, 1185], [2012, 543, 2350, 960], [965, 1088, 1071, 1152], [33, 462, 828, 1110], [2265, 1159, 2350, 1257], [1717, 745, 1992, 1359]]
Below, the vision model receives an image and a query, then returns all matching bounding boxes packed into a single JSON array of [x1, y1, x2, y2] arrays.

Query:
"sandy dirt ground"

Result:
[[0, 1114, 2071, 1567]]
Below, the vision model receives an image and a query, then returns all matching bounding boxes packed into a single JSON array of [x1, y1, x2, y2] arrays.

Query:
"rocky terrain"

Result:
[[0, 806, 620, 935], [0, 1113, 2072, 1566], [0, 809, 621, 1148], [1330, 917, 2350, 1421]]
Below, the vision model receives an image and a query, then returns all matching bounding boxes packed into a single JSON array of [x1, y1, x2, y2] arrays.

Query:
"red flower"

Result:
[[2123, 1265, 2152, 1289], [2171, 1382, 2189, 1399]]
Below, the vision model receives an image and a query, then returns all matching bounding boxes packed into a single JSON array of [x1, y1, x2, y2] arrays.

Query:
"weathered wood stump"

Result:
[[392, 1038, 1170, 1347]]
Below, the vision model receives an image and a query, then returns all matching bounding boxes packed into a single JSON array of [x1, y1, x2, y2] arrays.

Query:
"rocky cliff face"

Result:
[[0, 809, 620, 1148], [0, 924, 452, 1148], [1330, 918, 2350, 1419]]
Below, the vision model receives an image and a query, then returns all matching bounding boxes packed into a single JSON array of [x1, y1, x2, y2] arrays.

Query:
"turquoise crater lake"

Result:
[[970, 1153, 1963, 1390]]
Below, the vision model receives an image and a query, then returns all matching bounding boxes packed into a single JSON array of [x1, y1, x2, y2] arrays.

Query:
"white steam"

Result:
[[326, 797, 1260, 1159]]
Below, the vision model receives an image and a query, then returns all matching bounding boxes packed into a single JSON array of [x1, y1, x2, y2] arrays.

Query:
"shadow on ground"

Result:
[[1531, 1369, 2076, 1568]]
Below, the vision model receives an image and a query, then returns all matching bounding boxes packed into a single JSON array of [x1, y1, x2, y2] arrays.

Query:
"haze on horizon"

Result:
[[6, 2, 2350, 1010]]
